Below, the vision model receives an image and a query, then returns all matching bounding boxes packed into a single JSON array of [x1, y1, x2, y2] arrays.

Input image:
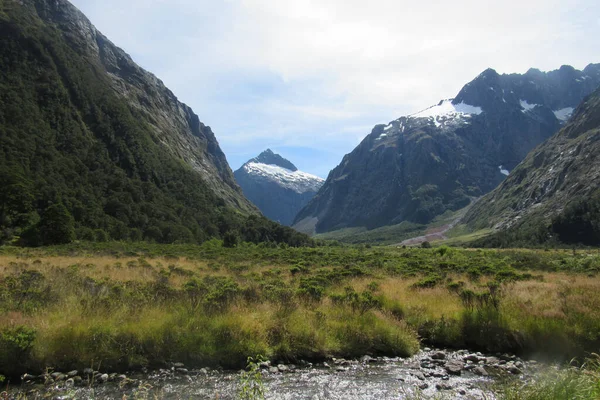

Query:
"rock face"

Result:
[[463, 87, 600, 245], [234, 150, 324, 225], [293, 64, 600, 234]]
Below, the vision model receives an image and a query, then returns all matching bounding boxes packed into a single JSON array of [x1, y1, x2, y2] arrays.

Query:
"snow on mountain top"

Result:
[[520, 100, 539, 112], [553, 107, 574, 122], [410, 99, 483, 119], [243, 162, 324, 194], [499, 166, 510, 176]]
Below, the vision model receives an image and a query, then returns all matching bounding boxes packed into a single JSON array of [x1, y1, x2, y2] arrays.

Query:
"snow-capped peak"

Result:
[[243, 162, 324, 194]]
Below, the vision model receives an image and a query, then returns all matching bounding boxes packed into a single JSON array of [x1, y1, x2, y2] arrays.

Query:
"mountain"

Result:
[[0, 0, 311, 246], [293, 64, 600, 235], [234, 149, 324, 226], [462, 87, 600, 246]]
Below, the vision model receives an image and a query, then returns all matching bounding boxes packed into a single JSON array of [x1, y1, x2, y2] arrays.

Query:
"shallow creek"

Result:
[[7, 349, 547, 399]]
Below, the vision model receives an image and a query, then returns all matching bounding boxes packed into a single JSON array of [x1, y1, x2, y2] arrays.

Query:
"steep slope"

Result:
[[462, 87, 600, 246], [234, 150, 324, 225], [0, 0, 311, 246], [294, 64, 600, 235]]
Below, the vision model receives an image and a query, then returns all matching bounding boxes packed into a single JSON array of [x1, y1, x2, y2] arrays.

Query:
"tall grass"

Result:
[[1, 243, 600, 379]]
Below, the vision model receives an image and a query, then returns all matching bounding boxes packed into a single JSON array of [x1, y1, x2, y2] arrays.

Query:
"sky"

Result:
[[70, 0, 600, 178]]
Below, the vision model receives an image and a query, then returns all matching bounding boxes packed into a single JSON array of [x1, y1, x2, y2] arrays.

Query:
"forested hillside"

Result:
[[0, 0, 311, 247]]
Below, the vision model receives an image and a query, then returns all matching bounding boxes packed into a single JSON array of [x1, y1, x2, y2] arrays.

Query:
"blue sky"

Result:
[[71, 0, 600, 178]]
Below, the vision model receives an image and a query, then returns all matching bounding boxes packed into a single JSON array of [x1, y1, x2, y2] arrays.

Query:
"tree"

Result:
[[37, 204, 75, 245], [223, 231, 240, 248]]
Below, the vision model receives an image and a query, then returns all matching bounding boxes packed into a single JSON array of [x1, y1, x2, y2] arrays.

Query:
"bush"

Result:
[[0, 326, 36, 378]]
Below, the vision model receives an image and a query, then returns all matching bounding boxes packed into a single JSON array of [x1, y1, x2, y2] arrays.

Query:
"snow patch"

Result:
[[553, 107, 574, 122], [520, 100, 539, 113], [411, 99, 483, 119], [244, 162, 324, 194], [384, 124, 393, 131], [499, 166, 509, 176]]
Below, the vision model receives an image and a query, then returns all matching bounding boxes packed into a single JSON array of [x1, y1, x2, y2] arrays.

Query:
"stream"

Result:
[[6, 349, 546, 399]]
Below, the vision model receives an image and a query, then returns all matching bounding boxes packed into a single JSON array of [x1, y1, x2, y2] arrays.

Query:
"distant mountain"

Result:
[[0, 0, 311, 247], [234, 150, 324, 226], [294, 64, 600, 235], [462, 87, 600, 246]]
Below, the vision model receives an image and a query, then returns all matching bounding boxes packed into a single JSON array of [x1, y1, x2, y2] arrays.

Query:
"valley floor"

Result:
[[1, 242, 600, 396]]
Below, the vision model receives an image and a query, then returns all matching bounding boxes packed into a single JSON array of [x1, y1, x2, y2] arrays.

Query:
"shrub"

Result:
[[0, 326, 36, 378]]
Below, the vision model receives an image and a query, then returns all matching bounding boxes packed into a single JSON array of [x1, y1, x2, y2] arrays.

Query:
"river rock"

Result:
[[51, 372, 66, 382], [269, 367, 279, 374], [436, 382, 453, 391], [360, 355, 374, 364], [176, 368, 189, 375], [65, 378, 75, 388], [445, 360, 465, 375], [508, 366, 522, 375], [67, 370, 78, 378], [486, 357, 500, 365], [277, 364, 289, 373], [21, 373, 36, 382], [97, 373, 109, 383], [259, 361, 271, 369], [431, 351, 446, 360], [473, 366, 488, 377], [464, 354, 481, 363], [413, 371, 426, 381], [83, 368, 94, 376], [418, 383, 429, 390], [171, 362, 185, 368]]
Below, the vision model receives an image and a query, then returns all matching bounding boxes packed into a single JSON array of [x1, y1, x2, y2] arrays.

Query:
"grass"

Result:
[[1, 242, 600, 381], [495, 356, 600, 400], [314, 221, 426, 245]]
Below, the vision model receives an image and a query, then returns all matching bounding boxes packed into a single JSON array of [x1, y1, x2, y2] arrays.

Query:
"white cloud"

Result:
[[71, 0, 600, 176]]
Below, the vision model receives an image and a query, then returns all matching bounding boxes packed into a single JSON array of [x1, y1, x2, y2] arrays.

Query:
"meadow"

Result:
[[1, 241, 600, 387]]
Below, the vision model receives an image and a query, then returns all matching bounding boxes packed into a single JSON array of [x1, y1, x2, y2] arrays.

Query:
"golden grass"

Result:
[[2, 251, 600, 376]]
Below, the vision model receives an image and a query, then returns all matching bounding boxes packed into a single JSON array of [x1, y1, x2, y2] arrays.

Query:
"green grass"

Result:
[[315, 221, 426, 245], [496, 356, 600, 400], [1, 242, 600, 381]]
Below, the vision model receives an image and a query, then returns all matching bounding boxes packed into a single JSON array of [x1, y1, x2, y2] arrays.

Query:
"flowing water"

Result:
[[6, 350, 542, 400]]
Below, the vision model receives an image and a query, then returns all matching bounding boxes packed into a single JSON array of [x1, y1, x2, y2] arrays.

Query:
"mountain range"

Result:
[[294, 64, 600, 235], [234, 150, 324, 226]]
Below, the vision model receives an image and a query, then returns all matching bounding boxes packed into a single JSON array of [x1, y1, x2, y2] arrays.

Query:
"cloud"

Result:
[[71, 0, 600, 177]]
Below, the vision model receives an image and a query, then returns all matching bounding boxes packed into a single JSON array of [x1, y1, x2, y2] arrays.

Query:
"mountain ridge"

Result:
[[462, 86, 600, 246], [293, 63, 600, 235]]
